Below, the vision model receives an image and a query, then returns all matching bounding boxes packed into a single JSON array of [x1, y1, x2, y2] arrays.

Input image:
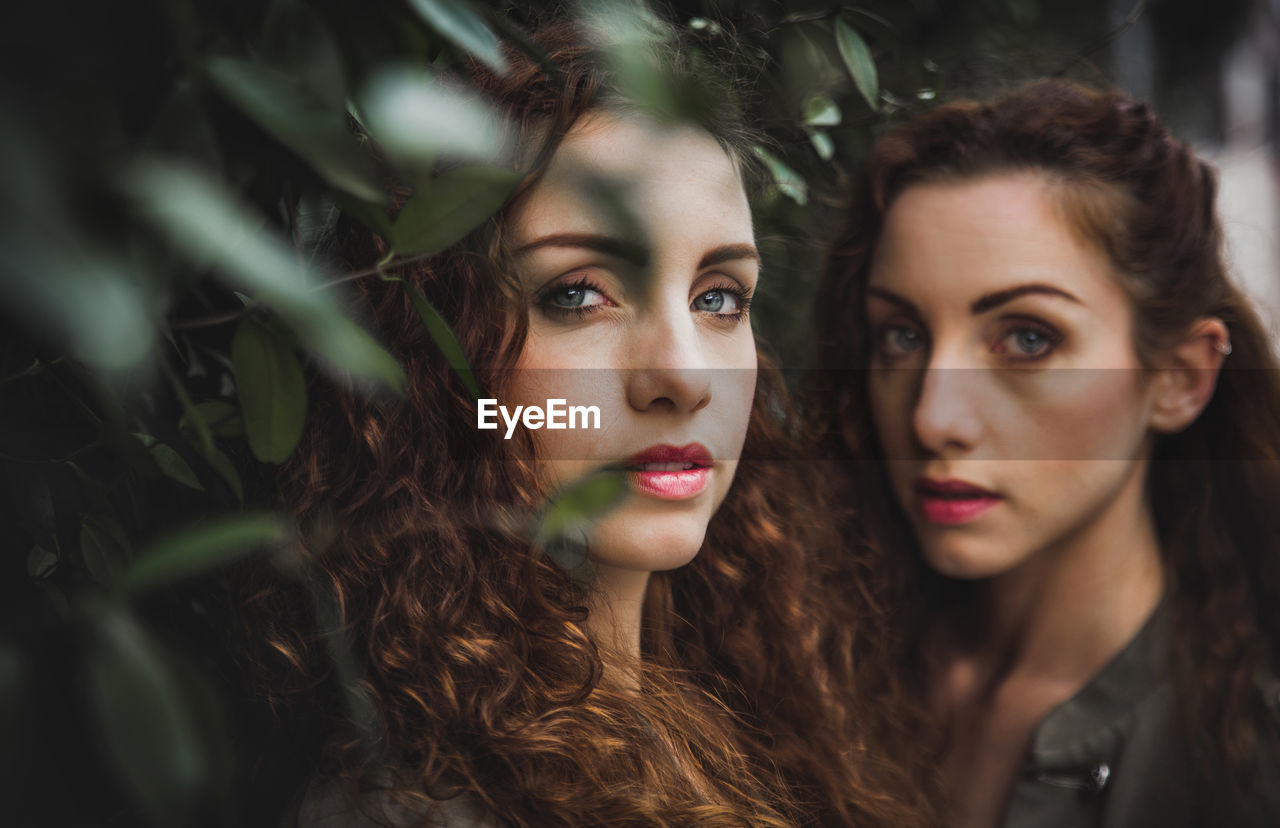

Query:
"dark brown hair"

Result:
[[248, 18, 930, 827], [811, 78, 1280, 803]]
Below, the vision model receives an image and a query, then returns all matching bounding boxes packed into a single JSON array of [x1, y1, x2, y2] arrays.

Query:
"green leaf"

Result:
[[335, 195, 392, 239], [360, 67, 509, 167], [753, 146, 808, 206], [533, 469, 628, 549], [80, 515, 133, 585], [809, 130, 835, 161], [399, 281, 481, 398], [128, 161, 406, 395], [84, 608, 214, 826], [123, 513, 290, 593], [406, 0, 508, 75], [389, 165, 521, 256], [27, 545, 57, 579], [307, 317, 407, 396], [205, 56, 383, 203], [232, 319, 307, 464], [133, 433, 204, 492], [835, 20, 879, 111], [803, 94, 841, 127]]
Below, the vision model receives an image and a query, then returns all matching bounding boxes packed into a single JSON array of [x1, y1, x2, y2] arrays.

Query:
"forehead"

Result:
[[870, 172, 1122, 307], [510, 109, 751, 247]]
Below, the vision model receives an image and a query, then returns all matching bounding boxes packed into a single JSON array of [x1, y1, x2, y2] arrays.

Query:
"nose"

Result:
[[625, 302, 712, 414], [911, 354, 983, 455]]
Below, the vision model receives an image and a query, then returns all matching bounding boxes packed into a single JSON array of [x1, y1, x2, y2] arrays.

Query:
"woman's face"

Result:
[[507, 110, 758, 579], [864, 172, 1160, 579]]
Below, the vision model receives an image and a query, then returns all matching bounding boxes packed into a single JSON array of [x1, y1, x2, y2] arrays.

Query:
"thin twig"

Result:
[[167, 251, 432, 330], [1054, 0, 1149, 78], [760, 8, 840, 35]]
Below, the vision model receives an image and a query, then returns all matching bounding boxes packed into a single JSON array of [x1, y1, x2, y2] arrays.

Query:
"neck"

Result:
[[957, 460, 1165, 685], [587, 563, 650, 691]]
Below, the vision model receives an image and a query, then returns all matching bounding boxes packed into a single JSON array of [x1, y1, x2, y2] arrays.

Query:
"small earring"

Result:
[[1216, 339, 1233, 356]]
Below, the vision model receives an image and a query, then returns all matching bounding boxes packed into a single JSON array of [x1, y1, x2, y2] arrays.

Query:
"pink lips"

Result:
[[625, 443, 713, 500], [914, 478, 1003, 525]]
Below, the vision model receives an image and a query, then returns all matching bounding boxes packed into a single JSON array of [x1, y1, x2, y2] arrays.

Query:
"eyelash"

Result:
[[871, 322, 925, 362], [868, 318, 1064, 364], [991, 319, 1063, 363], [535, 276, 612, 320], [535, 276, 754, 322], [696, 280, 754, 322]]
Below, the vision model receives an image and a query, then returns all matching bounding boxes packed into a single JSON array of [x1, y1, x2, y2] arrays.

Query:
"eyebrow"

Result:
[[970, 283, 1081, 314], [514, 235, 760, 272], [866, 283, 1082, 316], [699, 243, 761, 270], [866, 286, 919, 315], [515, 233, 648, 266]]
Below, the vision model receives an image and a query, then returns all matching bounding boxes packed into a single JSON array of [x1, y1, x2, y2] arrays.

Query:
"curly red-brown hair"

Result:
[[810, 79, 1280, 811], [247, 16, 932, 828]]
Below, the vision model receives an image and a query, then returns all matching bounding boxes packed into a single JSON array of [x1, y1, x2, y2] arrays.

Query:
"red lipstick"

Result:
[[914, 478, 1002, 525], [624, 444, 713, 500]]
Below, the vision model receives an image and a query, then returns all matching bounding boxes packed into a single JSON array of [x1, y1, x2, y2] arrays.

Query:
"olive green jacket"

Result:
[[1002, 604, 1280, 828]]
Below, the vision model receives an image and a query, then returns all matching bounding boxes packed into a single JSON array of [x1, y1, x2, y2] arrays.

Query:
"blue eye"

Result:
[[538, 279, 613, 318], [691, 285, 752, 320], [996, 324, 1060, 360], [546, 285, 605, 308], [1014, 329, 1048, 354], [693, 289, 734, 313], [878, 325, 925, 358]]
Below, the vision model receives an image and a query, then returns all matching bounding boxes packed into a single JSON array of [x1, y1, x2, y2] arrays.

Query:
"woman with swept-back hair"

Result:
[[246, 13, 929, 828], [811, 79, 1280, 827]]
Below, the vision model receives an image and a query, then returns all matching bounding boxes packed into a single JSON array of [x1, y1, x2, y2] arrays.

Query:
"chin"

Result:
[[589, 507, 711, 573], [920, 536, 1023, 581]]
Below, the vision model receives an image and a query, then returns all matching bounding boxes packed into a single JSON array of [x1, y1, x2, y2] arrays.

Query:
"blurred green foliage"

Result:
[[2, 0, 1246, 825]]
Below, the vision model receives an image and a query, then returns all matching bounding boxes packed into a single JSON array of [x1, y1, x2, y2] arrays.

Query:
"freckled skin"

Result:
[[507, 110, 758, 600]]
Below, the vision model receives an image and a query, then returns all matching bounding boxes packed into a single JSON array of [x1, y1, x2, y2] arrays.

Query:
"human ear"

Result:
[[1148, 317, 1230, 434]]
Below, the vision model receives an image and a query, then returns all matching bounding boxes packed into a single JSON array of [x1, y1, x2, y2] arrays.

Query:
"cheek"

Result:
[[705, 330, 757, 454], [1002, 370, 1151, 461], [725, 360, 757, 448]]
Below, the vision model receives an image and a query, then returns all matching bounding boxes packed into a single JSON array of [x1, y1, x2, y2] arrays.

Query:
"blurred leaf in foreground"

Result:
[[123, 512, 290, 593], [205, 56, 383, 203], [127, 160, 407, 395], [0, 117, 155, 374], [406, 0, 509, 75], [85, 608, 229, 826], [389, 164, 521, 256], [532, 469, 628, 580], [361, 67, 511, 170], [753, 146, 809, 206]]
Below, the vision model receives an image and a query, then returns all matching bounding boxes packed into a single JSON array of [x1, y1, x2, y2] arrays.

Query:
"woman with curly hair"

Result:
[[811, 79, 1280, 826], [250, 14, 929, 828]]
